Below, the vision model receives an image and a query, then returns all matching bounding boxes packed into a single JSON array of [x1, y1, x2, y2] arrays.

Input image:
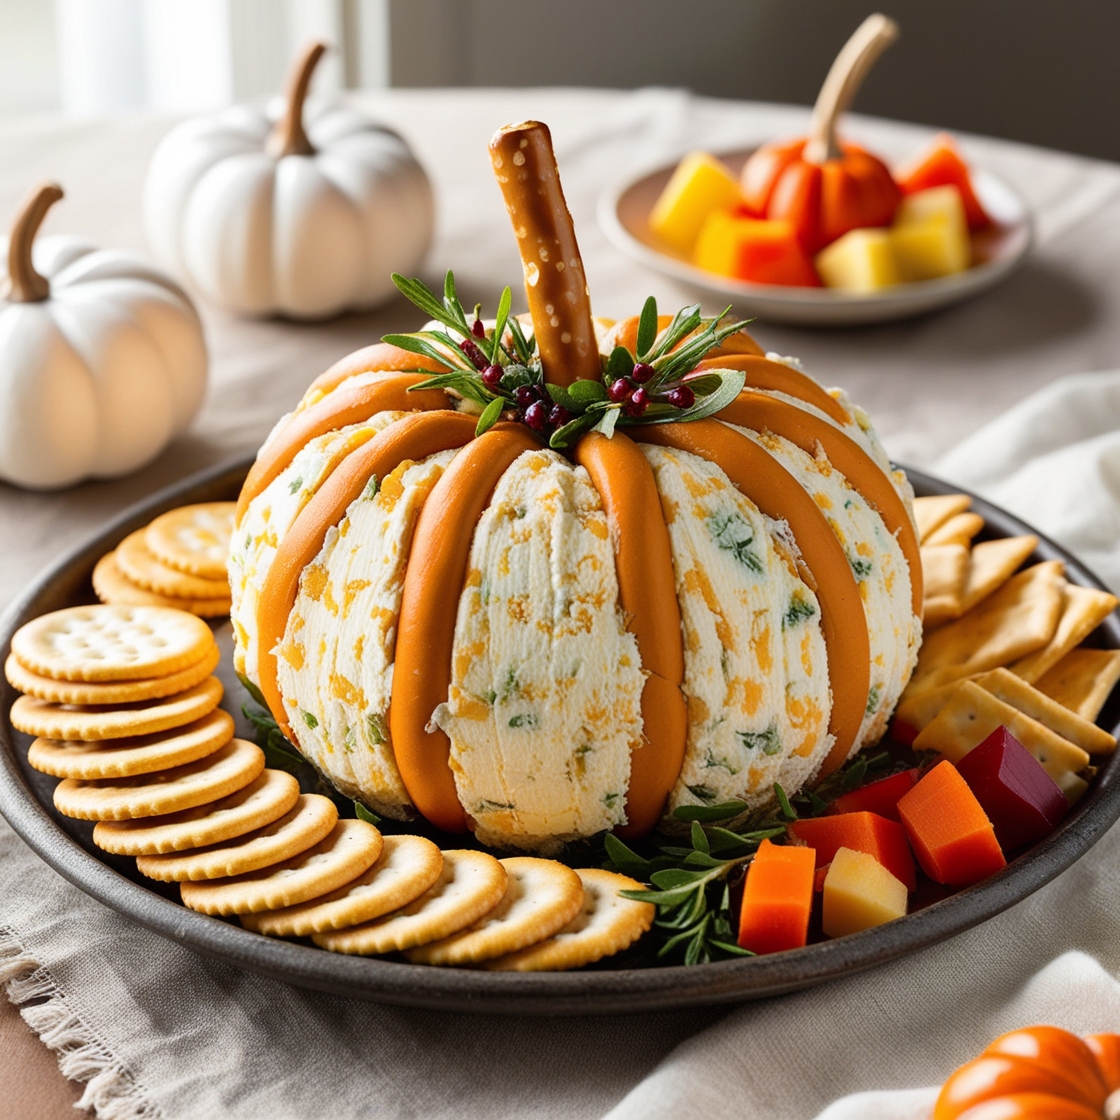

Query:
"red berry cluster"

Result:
[[608, 362, 695, 416]]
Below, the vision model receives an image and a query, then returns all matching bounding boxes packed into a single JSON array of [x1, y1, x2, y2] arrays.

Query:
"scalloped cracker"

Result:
[[145, 503, 236, 579]]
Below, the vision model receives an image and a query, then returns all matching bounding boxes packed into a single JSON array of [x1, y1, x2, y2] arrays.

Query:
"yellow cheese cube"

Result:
[[814, 228, 900, 291], [649, 152, 743, 255], [891, 186, 971, 280], [821, 846, 908, 938]]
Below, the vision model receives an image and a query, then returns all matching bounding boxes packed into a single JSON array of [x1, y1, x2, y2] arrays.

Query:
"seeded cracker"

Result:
[[243, 833, 444, 937], [27, 709, 234, 780], [485, 868, 655, 971], [93, 769, 300, 855], [179, 819, 382, 915], [405, 857, 584, 966], [11, 605, 214, 682], [137, 794, 340, 881], [1036, 648, 1120, 723], [54, 738, 264, 821], [11, 676, 223, 741], [144, 503, 236, 579], [313, 849, 506, 955]]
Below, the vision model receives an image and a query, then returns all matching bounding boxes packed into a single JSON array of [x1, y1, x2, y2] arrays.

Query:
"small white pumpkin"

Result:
[[142, 42, 434, 321], [0, 183, 208, 491]]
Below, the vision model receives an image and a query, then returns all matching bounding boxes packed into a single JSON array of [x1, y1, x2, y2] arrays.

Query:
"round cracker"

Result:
[[53, 738, 264, 821], [313, 849, 507, 956], [405, 857, 584, 966], [243, 833, 444, 937], [93, 769, 300, 855], [116, 529, 230, 599], [11, 605, 214, 682], [484, 869, 655, 971], [144, 503, 235, 579], [11, 676, 223, 741], [136, 793, 340, 882], [93, 552, 231, 619], [26, 709, 234, 780], [6, 644, 220, 705], [180, 819, 383, 915]]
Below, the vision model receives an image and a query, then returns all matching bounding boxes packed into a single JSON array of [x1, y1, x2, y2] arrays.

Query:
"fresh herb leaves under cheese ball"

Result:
[[230, 121, 923, 851]]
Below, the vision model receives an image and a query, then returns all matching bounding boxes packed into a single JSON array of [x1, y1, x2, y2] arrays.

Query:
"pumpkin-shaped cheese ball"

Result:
[[230, 121, 921, 851], [143, 43, 432, 320], [0, 184, 207, 490]]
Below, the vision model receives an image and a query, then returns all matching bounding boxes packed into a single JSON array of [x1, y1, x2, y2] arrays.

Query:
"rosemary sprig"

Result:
[[385, 272, 752, 449]]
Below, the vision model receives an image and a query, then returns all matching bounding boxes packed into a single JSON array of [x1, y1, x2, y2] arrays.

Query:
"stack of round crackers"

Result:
[[9, 603, 653, 972], [93, 503, 234, 618]]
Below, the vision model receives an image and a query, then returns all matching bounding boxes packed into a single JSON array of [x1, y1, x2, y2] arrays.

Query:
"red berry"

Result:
[[481, 364, 503, 388], [459, 338, 488, 370], [624, 386, 649, 417], [667, 385, 695, 409], [549, 405, 572, 428], [631, 362, 655, 384], [608, 378, 632, 403], [514, 385, 536, 408], [524, 401, 548, 431], [471, 319, 486, 338]]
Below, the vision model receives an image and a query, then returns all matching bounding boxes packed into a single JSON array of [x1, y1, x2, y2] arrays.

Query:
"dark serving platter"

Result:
[[1, 458, 1118, 1016]]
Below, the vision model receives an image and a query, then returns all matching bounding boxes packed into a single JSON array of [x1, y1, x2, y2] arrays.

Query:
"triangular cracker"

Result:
[[1011, 583, 1119, 683], [924, 512, 985, 548], [914, 494, 971, 542], [1036, 648, 1120, 723], [959, 535, 1038, 614], [921, 543, 969, 628]]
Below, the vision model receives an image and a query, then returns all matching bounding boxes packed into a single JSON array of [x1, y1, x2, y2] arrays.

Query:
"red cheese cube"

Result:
[[787, 811, 916, 892], [895, 134, 992, 230], [829, 769, 920, 822], [898, 760, 1006, 887], [737, 839, 815, 954], [954, 726, 1067, 850]]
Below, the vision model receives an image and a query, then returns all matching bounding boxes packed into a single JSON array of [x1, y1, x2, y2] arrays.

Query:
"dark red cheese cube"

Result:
[[954, 726, 1068, 850], [829, 768, 920, 822]]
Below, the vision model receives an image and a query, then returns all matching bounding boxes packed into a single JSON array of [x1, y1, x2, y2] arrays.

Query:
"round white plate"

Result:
[[598, 148, 1033, 326]]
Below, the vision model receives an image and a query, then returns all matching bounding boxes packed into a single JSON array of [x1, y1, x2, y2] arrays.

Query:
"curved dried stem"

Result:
[[804, 14, 899, 165], [267, 40, 328, 159], [4, 182, 63, 303]]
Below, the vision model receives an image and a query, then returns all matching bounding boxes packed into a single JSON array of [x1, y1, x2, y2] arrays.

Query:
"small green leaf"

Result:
[[679, 372, 723, 397], [603, 832, 652, 874], [594, 406, 621, 438], [353, 802, 381, 825], [508, 316, 535, 363], [670, 368, 746, 422], [605, 346, 635, 383], [549, 411, 598, 449], [708, 939, 753, 957], [690, 820, 710, 854], [544, 382, 575, 408], [671, 800, 748, 823], [490, 285, 512, 363], [774, 782, 797, 820], [650, 867, 708, 890], [236, 673, 267, 708], [475, 395, 505, 437], [636, 295, 659, 356], [568, 379, 609, 404], [391, 273, 450, 324]]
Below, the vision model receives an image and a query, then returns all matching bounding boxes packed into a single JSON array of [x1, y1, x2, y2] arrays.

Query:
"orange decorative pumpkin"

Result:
[[935, 1026, 1120, 1120], [740, 14, 901, 253], [229, 120, 921, 852]]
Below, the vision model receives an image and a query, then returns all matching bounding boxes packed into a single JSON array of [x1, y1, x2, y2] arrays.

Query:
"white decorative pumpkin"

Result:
[[142, 42, 434, 321], [0, 183, 208, 491]]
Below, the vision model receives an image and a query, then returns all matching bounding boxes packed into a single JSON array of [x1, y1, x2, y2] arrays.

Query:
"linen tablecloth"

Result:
[[2, 88, 1120, 1120]]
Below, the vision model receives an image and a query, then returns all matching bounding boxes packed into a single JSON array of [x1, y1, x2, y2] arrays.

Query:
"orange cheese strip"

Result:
[[573, 430, 686, 837], [256, 411, 478, 741], [600, 315, 765, 360], [718, 391, 923, 613], [698, 354, 851, 426], [489, 122, 600, 387], [236, 374, 449, 524], [633, 419, 870, 776], [303, 342, 449, 401], [390, 425, 542, 832]]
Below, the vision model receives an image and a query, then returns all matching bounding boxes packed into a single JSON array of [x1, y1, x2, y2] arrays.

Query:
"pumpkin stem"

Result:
[[267, 40, 327, 159], [803, 14, 898, 165], [3, 182, 63, 304], [488, 121, 600, 389]]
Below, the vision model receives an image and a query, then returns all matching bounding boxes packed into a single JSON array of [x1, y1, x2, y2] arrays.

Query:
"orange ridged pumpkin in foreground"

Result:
[[935, 1026, 1120, 1120], [229, 120, 921, 852]]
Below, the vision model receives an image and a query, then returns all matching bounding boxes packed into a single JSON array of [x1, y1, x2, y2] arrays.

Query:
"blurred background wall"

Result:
[[2, 0, 1117, 162]]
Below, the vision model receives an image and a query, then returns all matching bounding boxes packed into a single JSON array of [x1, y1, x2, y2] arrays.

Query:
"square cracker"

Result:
[[914, 494, 972, 543], [894, 678, 971, 735], [1036, 648, 1120, 723], [960, 535, 1038, 615], [913, 680, 1090, 788], [1011, 583, 1119, 683], [924, 512, 986, 548], [921, 544, 969, 628], [911, 560, 1066, 692], [974, 667, 1115, 755]]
